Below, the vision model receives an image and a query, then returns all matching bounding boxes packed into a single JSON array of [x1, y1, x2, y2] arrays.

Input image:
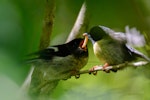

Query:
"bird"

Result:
[[83, 25, 150, 73], [27, 38, 89, 79], [26, 38, 89, 97]]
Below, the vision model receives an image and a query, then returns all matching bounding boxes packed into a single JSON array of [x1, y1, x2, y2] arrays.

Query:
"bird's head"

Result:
[[83, 26, 107, 44], [67, 38, 88, 58]]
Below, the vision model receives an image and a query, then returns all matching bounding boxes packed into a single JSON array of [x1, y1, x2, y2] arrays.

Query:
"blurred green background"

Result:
[[0, 0, 150, 100]]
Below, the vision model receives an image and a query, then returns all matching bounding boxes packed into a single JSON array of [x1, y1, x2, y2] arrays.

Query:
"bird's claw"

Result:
[[101, 63, 111, 73], [92, 71, 97, 75], [75, 74, 80, 79], [89, 66, 98, 75], [70, 70, 80, 79], [102, 67, 110, 73], [102, 65, 117, 73]]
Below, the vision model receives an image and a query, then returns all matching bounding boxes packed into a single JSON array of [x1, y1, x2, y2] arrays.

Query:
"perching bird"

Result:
[[83, 25, 150, 72], [27, 38, 89, 79], [26, 38, 89, 97]]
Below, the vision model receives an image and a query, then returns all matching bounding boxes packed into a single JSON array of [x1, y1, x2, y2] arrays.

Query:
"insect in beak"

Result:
[[79, 33, 89, 51]]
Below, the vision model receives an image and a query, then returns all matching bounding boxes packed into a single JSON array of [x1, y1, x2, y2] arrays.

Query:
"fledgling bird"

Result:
[[26, 38, 89, 97], [83, 25, 150, 72], [27, 38, 89, 79]]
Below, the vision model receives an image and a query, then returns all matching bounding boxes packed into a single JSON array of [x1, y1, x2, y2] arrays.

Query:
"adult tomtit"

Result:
[[83, 25, 150, 72], [27, 37, 89, 80]]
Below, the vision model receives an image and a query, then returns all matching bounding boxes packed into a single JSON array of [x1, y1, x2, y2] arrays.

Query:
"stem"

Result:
[[74, 61, 149, 76], [39, 0, 56, 50], [66, 2, 89, 42], [29, 0, 56, 97], [22, 0, 56, 99]]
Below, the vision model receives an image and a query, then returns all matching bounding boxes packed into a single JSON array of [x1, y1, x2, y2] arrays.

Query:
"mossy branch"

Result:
[[21, 0, 56, 93], [21, 0, 56, 99], [39, 0, 55, 50]]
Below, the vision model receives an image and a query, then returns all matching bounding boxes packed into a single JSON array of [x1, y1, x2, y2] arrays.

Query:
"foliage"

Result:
[[0, 0, 150, 100]]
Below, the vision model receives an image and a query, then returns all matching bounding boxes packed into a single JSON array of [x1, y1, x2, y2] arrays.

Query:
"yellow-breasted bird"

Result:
[[84, 25, 150, 72]]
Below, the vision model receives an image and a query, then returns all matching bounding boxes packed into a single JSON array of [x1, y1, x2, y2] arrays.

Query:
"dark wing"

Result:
[[26, 47, 56, 62], [37, 47, 56, 60], [26, 43, 72, 62], [126, 44, 150, 62]]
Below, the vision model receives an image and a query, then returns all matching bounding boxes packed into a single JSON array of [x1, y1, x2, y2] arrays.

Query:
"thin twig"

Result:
[[74, 61, 149, 76]]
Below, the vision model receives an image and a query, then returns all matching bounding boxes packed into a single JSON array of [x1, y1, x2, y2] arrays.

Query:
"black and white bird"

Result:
[[27, 38, 89, 80], [83, 25, 150, 72], [25, 38, 88, 97]]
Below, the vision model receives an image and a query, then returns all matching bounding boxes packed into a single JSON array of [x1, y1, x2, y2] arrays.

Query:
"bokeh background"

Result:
[[0, 0, 150, 100]]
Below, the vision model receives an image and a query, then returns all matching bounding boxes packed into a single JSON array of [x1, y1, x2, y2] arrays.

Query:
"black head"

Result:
[[67, 38, 84, 50], [89, 26, 107, 41], [67, 38, 88, 58]]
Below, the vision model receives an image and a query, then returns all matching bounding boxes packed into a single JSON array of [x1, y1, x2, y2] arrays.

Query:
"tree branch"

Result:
[[66, 1, 89, 42], [29, 0, 56, 98], [74, 61, 149, 77], [39, 0, 56, 50], [21, 0, 56, 99]]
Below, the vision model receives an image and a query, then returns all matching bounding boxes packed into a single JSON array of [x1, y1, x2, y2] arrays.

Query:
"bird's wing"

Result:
[[126, 44, 150, 62], [26, 43, 71, 61], [125, 26, 146, 47], [37, 47, 57, 60], [99, 26, 126, 43], [26, 47, 56, 61], [100, 25, 146, 47]]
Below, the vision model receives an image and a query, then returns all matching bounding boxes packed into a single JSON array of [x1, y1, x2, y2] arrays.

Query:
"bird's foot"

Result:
[[102, 63, 118, 73], [102, 67, 110, 73], [89, 66, 98, 75], [102, 63, 111, 73], [75, 74, 80, 79], [70, 70, 80, 79]]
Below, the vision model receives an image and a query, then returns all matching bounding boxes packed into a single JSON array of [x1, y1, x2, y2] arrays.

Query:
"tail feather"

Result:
[[126, 44, 150, 62]]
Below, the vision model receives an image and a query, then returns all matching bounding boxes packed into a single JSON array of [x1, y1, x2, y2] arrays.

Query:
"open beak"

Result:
[[81, 33, 89, 50], [83, 33, 95, 45]]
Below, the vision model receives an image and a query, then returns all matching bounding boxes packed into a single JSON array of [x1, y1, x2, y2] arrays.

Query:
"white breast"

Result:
[[93, 42, 102, 59]]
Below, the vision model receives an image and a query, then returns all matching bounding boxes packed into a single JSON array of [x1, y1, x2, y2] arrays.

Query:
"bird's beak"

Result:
[[83, 33, 95, 45], [82, 33, 89, 48], [79, 33, 89, 51]]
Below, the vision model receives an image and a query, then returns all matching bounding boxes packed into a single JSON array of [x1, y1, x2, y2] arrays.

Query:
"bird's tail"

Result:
[[126, 44, 150, 62]]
